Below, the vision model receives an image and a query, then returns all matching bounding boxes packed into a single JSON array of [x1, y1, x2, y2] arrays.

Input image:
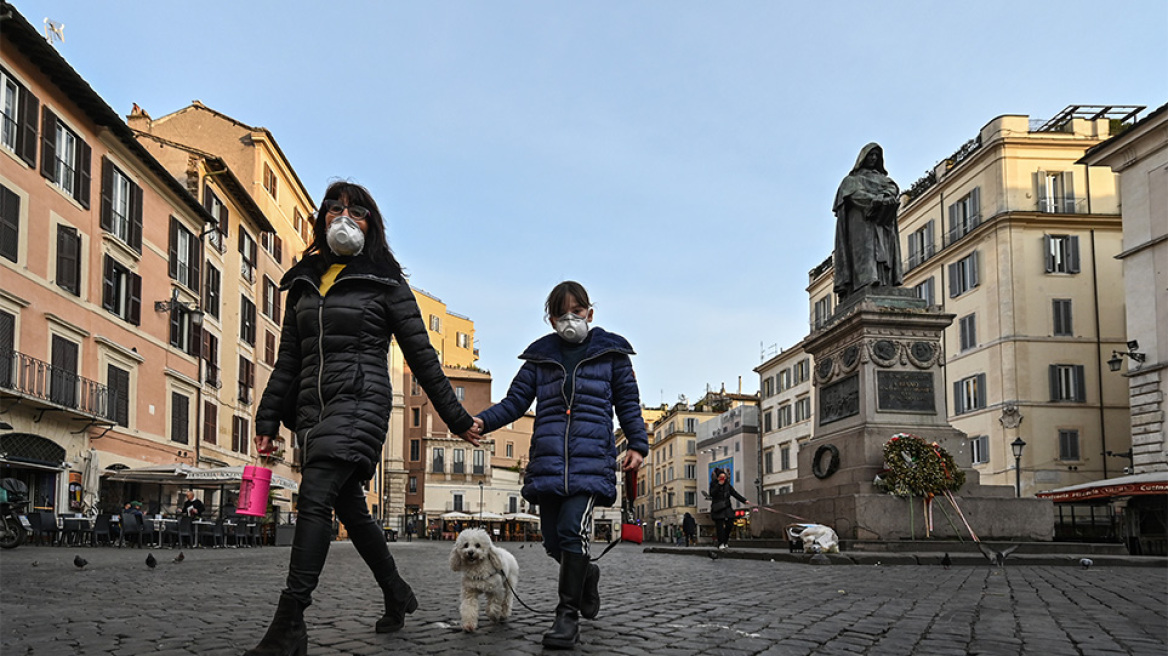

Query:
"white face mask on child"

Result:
[[554, 313, 590, 344]]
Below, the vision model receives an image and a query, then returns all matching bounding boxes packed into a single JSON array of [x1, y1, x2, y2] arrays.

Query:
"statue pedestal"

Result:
[[753, 291, 1052, 542]]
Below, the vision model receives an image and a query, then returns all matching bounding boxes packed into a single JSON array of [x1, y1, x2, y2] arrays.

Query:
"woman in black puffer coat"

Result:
[[245, 181, 480, 656], [709, 468, 748, 550]]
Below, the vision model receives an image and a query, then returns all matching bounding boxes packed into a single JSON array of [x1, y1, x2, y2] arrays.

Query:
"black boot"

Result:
[[543, 552, 588, 649], [244, 593, 307, 656], [375, 571, 418, 633], [580, 561, 600, 619]]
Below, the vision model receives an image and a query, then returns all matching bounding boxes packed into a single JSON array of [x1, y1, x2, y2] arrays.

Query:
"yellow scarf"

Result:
[[319, 263, 346, 296]]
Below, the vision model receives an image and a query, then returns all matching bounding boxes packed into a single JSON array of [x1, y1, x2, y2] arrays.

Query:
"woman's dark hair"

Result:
[[545, 281, 591, 320], [305, 181, 401, 276]]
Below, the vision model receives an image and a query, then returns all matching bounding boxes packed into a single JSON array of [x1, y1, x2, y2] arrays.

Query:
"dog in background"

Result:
[[449, 528, 519, 632]]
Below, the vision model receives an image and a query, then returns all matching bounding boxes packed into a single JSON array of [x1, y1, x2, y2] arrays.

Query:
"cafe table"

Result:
[[142, 517, 177, 547], [193, 519, 216, 547], [61, 515, 93, 546]]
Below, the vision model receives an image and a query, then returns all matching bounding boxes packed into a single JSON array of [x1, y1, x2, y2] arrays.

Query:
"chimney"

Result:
[[127, 103, 152, 131]]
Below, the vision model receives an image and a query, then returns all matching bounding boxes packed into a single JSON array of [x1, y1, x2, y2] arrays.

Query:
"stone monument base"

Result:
[[750, 485, 1053, 542], [753, 289, 1053, 542]]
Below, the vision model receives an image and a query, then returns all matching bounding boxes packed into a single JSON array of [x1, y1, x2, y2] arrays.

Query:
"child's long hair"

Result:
[[304, 181, 401, 277], [545, 281, 591, 320]]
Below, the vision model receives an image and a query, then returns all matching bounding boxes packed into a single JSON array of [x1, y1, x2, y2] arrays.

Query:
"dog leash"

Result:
[[494, 569, 554, 615]]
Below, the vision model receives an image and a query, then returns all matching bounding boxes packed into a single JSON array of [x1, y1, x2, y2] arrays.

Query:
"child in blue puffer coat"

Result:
[[473, 281, 648, 649]]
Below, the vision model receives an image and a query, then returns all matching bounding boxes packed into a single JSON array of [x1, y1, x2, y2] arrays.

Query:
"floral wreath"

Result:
[[875, 433, 965, 498]]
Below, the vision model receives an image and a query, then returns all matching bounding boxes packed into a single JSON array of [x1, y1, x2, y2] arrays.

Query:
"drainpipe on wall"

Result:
[[1090, 229, 1108, 479]]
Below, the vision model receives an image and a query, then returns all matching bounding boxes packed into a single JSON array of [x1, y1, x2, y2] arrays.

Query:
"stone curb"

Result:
[[643, 546, 1168, 567]]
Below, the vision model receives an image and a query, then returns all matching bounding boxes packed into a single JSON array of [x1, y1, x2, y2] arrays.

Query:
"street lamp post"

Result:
[[1011, 437, 1026, 498], [478, 480, 484, 524]]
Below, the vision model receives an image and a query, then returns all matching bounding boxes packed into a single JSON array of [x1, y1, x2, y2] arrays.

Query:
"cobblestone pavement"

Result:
[[1, 540, 1165, 655]]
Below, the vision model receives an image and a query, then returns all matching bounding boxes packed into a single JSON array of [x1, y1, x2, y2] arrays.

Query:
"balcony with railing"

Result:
[[0, 349, 118, 425], [1038, 196, 1085, 215], [903, 243, 937, 274], [240, 260, 255, 284], [943, 214, 982, 248]]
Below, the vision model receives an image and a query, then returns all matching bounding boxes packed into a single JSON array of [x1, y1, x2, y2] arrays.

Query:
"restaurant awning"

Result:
[[1036, 472, 1168, 503], [102, 464, 299, 492], [504, 512, 540, 522], [441, 511, 473, 520], [101, 464, 197, 484], [186, 466, 299, 492]]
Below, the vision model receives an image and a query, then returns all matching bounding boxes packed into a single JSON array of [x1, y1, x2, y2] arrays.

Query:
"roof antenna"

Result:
[[44, 18, 65, 45]]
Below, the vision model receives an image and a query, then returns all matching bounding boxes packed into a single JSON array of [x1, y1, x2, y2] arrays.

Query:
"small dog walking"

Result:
[[449, 528, 520, 632]]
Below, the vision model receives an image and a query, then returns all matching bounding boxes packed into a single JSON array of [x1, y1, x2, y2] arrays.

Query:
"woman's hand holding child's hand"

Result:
[[458, 417, 485, 446]]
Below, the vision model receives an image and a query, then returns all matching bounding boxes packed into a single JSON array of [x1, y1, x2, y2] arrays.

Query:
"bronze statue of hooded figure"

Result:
[[832, 143, 902, 299]]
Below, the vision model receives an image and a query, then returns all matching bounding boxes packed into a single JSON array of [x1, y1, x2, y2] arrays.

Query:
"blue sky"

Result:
[[15, 1, 1166, 406]]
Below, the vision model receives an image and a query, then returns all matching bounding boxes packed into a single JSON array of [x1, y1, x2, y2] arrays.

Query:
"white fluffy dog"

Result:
[[449, 528, 519, 632]]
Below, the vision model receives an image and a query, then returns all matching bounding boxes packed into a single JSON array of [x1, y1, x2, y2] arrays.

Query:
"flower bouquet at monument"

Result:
[[880, 433, 965, 498], [879, 433, 975, 539]]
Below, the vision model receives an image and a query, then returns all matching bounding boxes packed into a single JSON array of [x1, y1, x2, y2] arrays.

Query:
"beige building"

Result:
[[646, 391, 756, 542], [130, 103, 318, 515], [755, 343, 813, 502], [808, 107, 1138, 497], [1080, 103, 1168, 474], [617, 405, 665, 540], [131, 130, 298, 480], [413, 287, 477, 368], [646, 401, 705, 543], [694, 398, 761, 540], [1, 10, 219, 512]]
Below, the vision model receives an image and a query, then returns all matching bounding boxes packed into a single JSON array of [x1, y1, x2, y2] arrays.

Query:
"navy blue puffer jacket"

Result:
[[478, 327, 649, 507]]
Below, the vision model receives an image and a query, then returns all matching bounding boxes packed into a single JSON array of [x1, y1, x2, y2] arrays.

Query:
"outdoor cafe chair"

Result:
[[61, 515, 91, 547], [199, 519, 225, 548], [250, 520, 264, 547], [30, 512, 60, 546], [238, 518, 261, 548], [163, 516, 195, 548], [90, 514, 113, 546], [234, 519, 253, 548], [119, 512, 144, 548]]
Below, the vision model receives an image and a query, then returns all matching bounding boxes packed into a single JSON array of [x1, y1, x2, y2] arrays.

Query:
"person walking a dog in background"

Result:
[[473, 281, 649, 649], [709, 468, 748, 550], [248, 181, 481, 656]]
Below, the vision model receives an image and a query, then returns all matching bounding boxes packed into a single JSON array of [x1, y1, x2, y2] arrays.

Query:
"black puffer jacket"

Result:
[[255, 253, 473, 480], [709, 480, 748, 521]]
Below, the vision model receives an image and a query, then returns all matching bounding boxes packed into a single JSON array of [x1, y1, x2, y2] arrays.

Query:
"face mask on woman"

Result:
[[554, 313, 590, 343], [326, 215, 365, 256]]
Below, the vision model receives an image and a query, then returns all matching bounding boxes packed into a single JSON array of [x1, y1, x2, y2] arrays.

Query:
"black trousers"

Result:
[[714, 518, 731, 546], [283, 460, 396, 606]]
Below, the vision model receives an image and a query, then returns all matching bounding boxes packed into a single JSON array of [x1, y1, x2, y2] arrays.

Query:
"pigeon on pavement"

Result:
[[73, 555, 87, 569], [941, 553, 952, 569], [146, 553, 157, 570], [173, 551, 185, 563], [707, 550, 720, 560], [1079, 558, 1093, 570], [977, 543, 1019, 567]]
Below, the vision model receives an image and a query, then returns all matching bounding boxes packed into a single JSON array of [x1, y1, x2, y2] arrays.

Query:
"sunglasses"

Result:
[[324, 200, 370, 220]]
